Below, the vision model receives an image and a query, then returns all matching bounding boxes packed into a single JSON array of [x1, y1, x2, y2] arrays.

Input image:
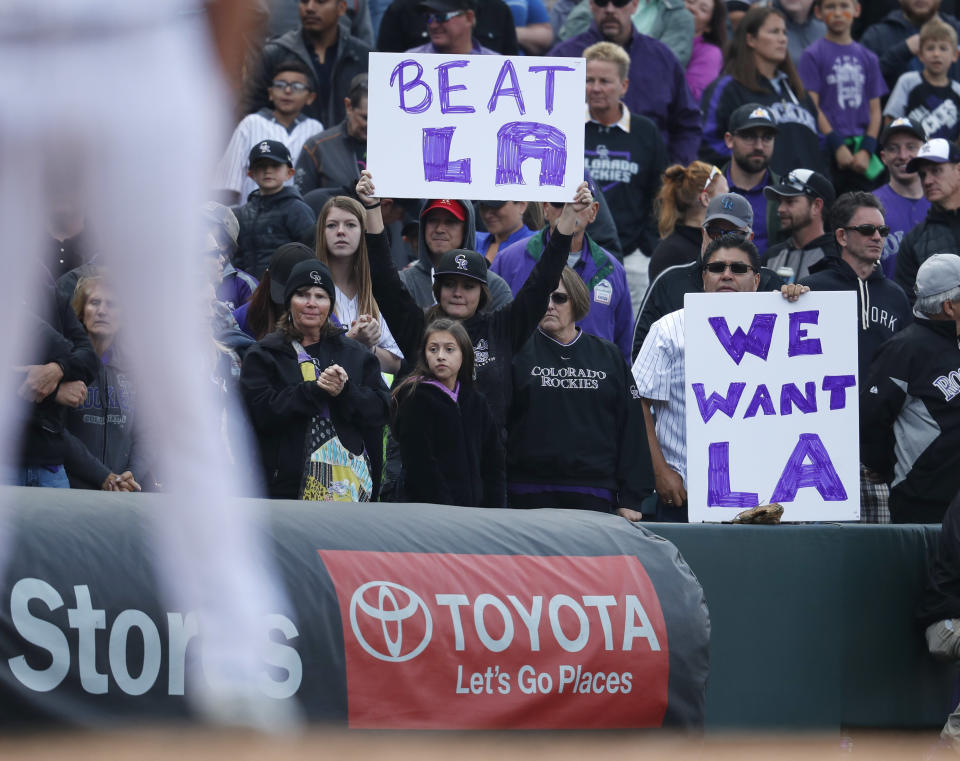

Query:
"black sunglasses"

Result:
[[844, 224, 890, 237], [703, 261, 755, 275], [593, 0, 633, 7], [549, 291, 569, 304], [704, 227, 749, 242]]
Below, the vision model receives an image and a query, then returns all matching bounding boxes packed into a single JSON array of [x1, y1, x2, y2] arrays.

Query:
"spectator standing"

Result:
[[559, 0, 696, 66], [762, 168, 837, 281], [234, 140, 317, 279], [391, 319, 505, 507], [883, 18, 960, 143], [474, 201, 534, 264], [550, 0, 703, 165], [699, 6, 828, 177], [861, 0, 960, 90], [242, 0, 371, 128], [266, 0, 375, 46], [861, 254, 960, 523], [874, 117, 930, 279], [378, 0, 519, 54], [215, 61, 324, 206], [407, 0, 500, 52], [685, 0, 727, 101], [506, 268, 652, 518], [775, 0, 825, 65], [296, 74, 368, 195], [896, 137, 960, 299], [583, 41, 669, 307], [649, 161, 730, 282], [492, 187, 634, 360], [721, 102, 782, 254], [798, 0, 887, 194]]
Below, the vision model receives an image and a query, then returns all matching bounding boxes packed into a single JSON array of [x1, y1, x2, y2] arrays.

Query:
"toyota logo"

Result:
[[349, 581, 432, 662]]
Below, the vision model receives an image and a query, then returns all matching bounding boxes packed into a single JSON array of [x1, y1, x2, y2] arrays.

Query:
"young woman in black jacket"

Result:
[[392, 319, 505, 507]]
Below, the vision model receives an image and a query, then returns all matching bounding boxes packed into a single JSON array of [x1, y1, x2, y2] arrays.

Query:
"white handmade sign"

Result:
[[367, 52, 585, 201], [684, 291, 860, 523]]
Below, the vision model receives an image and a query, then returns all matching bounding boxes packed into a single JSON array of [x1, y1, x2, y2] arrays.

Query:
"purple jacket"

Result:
[[492, 228, 633, 360], [550, 24, 701, 165]]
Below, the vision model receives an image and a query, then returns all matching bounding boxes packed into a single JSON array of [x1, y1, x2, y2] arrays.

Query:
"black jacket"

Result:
[[917, 490, 960, 627], [368, 228, 572, 429], [234, 186, 317, 279], [294, 120, 361, 195], [649, 225, 701, 283], [242, 27, 371, 127], [393, 380, 505, 507], [860, 9, 960, 90], [861, 318, 960, 523], [763, 231, 839, 282], [376, 0, 518, 55], [894, 204, 960, 304], [19, 291, 99, 468], [508, 328, 653, 510], [800, 255, 912, 383], [631, 261, 785, 360], [240, 328, 389, 499]]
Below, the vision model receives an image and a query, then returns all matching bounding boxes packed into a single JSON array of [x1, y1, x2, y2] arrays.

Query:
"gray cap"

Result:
[[916, 253, 960, 299], [704, 192, 753, 229]]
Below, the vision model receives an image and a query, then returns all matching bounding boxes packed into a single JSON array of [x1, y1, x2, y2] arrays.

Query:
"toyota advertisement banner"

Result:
[[0, 491, 709, 729]]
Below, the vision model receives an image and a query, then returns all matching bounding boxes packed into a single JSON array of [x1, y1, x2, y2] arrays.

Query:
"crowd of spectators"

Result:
[[19, 0, 960, 531]]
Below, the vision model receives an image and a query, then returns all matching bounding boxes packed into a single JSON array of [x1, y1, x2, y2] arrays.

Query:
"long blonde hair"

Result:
[[315, 195, 379, 321]]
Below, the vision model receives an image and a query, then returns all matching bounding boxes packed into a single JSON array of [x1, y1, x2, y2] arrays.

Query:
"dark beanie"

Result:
[[283, 260, 337, 310]]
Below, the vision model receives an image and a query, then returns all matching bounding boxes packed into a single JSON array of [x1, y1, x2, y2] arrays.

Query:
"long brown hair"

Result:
[[725, 6, 805, 97], [315, 195, 379, 321], [655, 161, 715, 238]]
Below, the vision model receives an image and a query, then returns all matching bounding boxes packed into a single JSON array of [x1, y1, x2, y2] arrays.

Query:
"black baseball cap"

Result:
[[727, 103, 779, 135], [879, 117, 926, 147], [763, 168, 836, 206], [435, 249, 488, 283], [417, 0, 471, 13], [248, 139, 293, 167]]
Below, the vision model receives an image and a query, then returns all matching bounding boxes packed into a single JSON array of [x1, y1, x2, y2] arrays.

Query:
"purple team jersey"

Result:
[[798, 39, 887, 138], [874, 184, 930, 279]]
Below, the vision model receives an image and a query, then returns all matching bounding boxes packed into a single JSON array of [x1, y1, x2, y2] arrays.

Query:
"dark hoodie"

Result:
[[800, 255, 912, 382], [763, 231, 838, 282], [895, 204, 960, 304], [399, 199, 514, 311], [234, 185, 316, 279]]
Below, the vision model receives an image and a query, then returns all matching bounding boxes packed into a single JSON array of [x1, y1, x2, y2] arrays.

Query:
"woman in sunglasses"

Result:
[[506, 267, 653, 519], [357, 170, 594, 434], [699, 6, 826, 178]]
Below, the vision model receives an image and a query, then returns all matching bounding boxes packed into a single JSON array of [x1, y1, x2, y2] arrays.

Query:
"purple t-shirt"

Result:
[[874, 184, 931, 279], [798, 38, 887, 138]]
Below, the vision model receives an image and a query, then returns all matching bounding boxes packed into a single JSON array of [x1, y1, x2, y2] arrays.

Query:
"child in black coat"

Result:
[[391, 319, 505, 508]]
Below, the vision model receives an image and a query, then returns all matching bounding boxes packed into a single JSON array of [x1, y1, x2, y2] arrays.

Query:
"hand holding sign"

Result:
[[555, 181, 593, 235]]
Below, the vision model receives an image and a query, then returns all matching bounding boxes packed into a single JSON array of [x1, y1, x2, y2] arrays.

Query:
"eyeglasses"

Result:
[[270, 80, 311, 93], [425, 9, 465, 23], [703, 165, 722, 192], [844, 224, 890, 237], [703, 261, 755, 275], [593, 0, 633, 7], [549, 291, 569, 304], [704, 226, 749, 242]]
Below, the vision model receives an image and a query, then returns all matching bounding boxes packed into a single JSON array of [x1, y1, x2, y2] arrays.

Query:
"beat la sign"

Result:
[[684, 292, 860, 522], [367, 52, 585, 201]]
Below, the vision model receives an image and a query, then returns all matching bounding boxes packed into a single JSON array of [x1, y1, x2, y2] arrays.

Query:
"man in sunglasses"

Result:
[[896, 138, 960, 303], [762, 168, 837, 282], [549, 0, 702, 165], [632, 235, 807, 522], [242, 0, 372, 127], [631, 192, 786, 360], [407, 0, 499, 53], [377, 0, 519, 54]]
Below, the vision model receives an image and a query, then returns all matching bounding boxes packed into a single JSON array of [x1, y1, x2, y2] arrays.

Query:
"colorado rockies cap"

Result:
[[434, 248, 488, 283], [879, 117, 926, 147], [915, 253, 960, 300], [906, 138, 960, 172], [283, 259, 337, 308], [763, 168, 836, 206], [248, 139, 293, 166], [421, 199, 468, 222], [727, 103, 779, 134], [704, 193, 753, 229]]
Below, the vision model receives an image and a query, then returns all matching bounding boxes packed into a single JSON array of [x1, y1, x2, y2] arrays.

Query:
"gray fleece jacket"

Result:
[[399, 199, 514, 311]]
